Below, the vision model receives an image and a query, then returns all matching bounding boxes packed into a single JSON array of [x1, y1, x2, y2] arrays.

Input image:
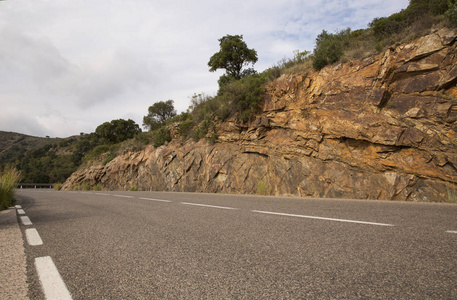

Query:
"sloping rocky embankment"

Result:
[[63, 28, 457, 202]]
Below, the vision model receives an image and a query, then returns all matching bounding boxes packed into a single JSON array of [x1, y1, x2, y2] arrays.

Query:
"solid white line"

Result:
[[20, 216, 33, 226], [15, 205, 22, 209], [95, 193, 110, 196], [35, 256, 72, 300], [25, 228, 43, 246], [17, 208, 26, 215], [113, 195, 134, 199], [180, 202, 238, 210], [251, 210, 395, 227], [446, 230, 457, 234], [139, 197, 172, 203]]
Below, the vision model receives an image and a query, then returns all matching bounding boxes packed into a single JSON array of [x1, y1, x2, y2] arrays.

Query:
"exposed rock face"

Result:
[[63, 28, 457, 202]]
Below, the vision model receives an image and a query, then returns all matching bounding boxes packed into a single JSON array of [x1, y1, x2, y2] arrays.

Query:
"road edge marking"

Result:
[[446, 230, 457, 234], [251, 210, 395, 227], [35, 256, 72, 300], [17, 208, 26, 215], [25, 228, 43, 246], [20, 216, 33, 226]]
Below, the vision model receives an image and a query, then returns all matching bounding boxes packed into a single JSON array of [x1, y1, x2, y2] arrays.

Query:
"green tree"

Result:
[[208, 34, 258, 80], [143, 100, 177, 131], [95, 119, 141, 144]]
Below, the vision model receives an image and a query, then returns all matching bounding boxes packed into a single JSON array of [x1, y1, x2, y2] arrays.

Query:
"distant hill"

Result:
[[0, 131, 61, 164], [0, 131, 84, 183]]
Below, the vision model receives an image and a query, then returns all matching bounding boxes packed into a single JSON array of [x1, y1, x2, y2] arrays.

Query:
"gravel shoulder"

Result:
[[0, 207, 29, 300]]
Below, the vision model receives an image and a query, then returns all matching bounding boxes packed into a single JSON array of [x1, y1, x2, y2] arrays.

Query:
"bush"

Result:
[[446, 2, 457, 27], [82, 182, 91, 191], [83, 145, 109, 163], [256, 179, 268, 195], [103, 145, 118, 165], [312, 29, 347, 70], [179, 120, 195, 139], [152, 127, 171, 147], [0, 166, 22, 210], [53, 183, 62, 191], [218, 73, 266, 122], [94, 185, 102, 191], [135, 131, 154, 145]]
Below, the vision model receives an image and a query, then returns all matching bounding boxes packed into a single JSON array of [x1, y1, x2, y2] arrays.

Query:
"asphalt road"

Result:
[[15, 189, 457, 299]]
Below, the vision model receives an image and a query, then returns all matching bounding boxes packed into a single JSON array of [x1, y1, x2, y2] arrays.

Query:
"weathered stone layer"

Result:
[[63, 28, 457, 202]]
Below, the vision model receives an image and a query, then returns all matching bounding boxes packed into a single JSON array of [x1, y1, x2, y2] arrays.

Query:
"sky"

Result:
[[0, 0, 409, 138]]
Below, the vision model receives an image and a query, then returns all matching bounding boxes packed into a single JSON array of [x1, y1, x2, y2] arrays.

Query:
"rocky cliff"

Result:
[[63, 28, 457, 202]]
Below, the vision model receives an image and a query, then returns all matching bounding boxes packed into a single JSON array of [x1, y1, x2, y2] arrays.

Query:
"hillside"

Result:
[[63, 27, 457, 202], [0, 131, 85, 183], [0, 131, 61, 165]]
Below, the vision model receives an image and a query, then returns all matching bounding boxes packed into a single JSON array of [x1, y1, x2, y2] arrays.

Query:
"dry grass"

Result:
[[0, 166, 22, 210]]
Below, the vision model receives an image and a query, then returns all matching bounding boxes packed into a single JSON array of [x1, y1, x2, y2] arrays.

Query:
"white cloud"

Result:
[[0, 0, 409, 137]]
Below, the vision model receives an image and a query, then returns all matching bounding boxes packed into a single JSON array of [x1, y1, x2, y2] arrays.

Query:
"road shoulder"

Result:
[[0, 207, 29, 300]]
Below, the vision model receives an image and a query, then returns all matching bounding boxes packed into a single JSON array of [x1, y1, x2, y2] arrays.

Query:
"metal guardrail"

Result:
[[15, 183, 54, 189]]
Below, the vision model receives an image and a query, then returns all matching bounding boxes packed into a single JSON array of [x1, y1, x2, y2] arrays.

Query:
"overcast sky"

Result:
[[0, 0, 409, 138]]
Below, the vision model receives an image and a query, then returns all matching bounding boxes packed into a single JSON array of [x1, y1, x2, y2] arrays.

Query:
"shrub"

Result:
[[103, 145, 118, 165], [135, 131, 154, 145], [218, 73, 266, 122], [94, 185, 102, 191], [0, 166, 21, 210], [256, 179, 268, 196], [178, 120, 195, 138], [312, 29, 350, 70], [83, 144, 109, 163], [446, 1, 457, 26], [53, 183, 62, 191], [82, 182, 91, 191], [152, 127, 171, 147], [447, 185, 457, 203]]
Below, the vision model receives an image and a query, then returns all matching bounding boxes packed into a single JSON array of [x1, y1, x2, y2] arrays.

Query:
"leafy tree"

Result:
[[95, 119, 141, 144], [208, 34, 258, 80], [143, 100, 177, 131]]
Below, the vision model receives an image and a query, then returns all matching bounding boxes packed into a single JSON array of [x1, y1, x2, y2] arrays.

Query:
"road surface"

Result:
[[15, 189, 457, 299]]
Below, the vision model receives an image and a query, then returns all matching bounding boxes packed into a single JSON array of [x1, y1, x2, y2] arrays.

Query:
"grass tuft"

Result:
[[0, 166, 22, 210]]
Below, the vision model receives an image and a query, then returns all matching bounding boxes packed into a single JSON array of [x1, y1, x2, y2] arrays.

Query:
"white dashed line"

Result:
[[20, 216, 33, 226], [114, 195, 134, 199], [446, 230, 457, 234], [17, 208, 26, 215], [35, 256, 72, 300], [95, 193, 110, 196], [139, 197, 172, 203], [25, 228, 43, 246], [251, 210, 395, 227], [180, 202, 238, 210], [15, 205, 22, 209]]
